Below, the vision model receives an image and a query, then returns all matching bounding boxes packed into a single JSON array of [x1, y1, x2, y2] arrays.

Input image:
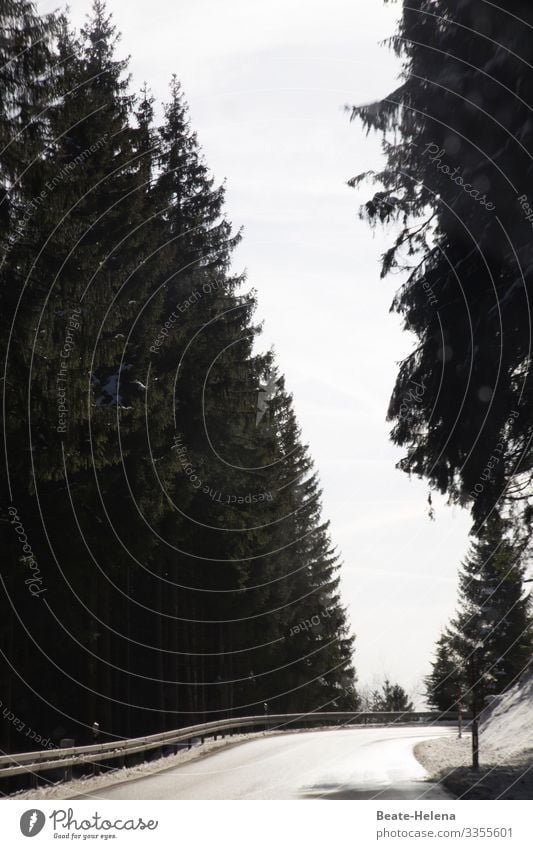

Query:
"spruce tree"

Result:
[[0, 0, 55, 229], [350, 1, 533, 530], [371, 679, 414, 712], [249, 379, 358, 713], [0, 0, 57, 757], [425, 632, 462, 713], [427, 514, 532, 713]]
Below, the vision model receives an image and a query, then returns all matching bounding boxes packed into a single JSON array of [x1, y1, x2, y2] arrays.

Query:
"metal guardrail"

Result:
[[0, 711, 462, 780]]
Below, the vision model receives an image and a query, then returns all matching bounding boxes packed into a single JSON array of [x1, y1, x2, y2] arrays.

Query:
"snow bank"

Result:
[[6, 728, 312, 801], [5, 733, 258, 801], [415, 674, 532, 799], [480, 669, 533, 761]]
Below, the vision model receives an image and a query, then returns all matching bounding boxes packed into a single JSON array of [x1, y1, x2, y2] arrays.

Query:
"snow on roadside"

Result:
[[5, 726, 329, 801], [479, 670, 533, 761], [415, 671, 533, 799], [415, 735, 533, 800], [415, 734, 471, 776], [5, 732, 266, 801]]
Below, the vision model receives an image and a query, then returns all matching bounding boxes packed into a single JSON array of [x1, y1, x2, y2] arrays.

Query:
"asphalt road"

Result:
[[76, 725, 455, 800]]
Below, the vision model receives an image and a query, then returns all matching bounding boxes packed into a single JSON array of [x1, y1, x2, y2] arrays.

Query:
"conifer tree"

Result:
[[0, 0, 55, 229], [426, 514, 532, 713], [425, 632, 462, 713], [351, 1, 533, 530], [249, 380, 359, 712], [371, 679, 414, 712], [0, 0, 57, 756]]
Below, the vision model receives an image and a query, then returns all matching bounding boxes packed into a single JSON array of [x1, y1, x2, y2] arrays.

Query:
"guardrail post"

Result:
[[60, 738, 75, 783], [472, 717, 479, 769]]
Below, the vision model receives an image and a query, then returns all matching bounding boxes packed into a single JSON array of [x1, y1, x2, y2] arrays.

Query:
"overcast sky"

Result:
[[40, 0, 472, 702]]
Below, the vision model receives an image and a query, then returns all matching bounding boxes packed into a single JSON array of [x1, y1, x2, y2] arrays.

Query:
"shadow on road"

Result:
[[440, 763, 533, 800], [300, 780, 452, 800]]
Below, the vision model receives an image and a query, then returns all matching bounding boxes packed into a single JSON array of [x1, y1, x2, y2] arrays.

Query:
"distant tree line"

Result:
[[0, 0, 357, 755], [361, 679, 414, 713]]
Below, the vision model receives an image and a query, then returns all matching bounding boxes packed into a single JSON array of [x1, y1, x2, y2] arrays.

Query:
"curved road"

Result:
[[76, 726, 454, 800]]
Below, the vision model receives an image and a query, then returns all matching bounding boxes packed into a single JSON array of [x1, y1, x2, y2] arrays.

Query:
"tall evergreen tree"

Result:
[[351, 1, 533, 532], [0, 0, 55, 229], [425, 632, 462, 713], [0, 0, 57, 756], [426, 514, 532, 713], [265, 382, 359, 711]]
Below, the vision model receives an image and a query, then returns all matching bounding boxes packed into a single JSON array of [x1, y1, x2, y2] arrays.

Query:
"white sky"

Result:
[[40, 0, 472, 703]]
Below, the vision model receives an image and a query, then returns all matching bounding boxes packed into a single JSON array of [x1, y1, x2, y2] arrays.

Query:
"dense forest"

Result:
[[352, 0, 533, 713], [4, 0, 533, 769], [0, 0, 358, 753]]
